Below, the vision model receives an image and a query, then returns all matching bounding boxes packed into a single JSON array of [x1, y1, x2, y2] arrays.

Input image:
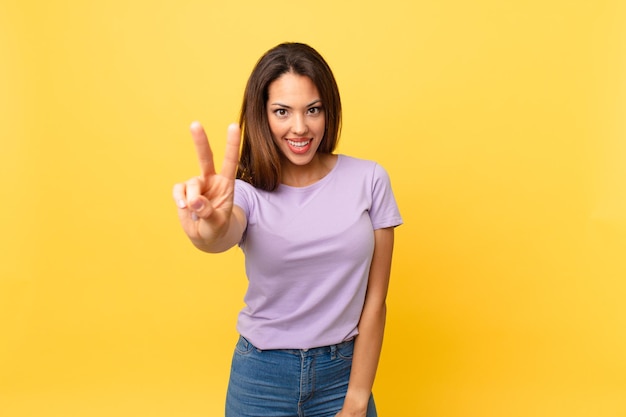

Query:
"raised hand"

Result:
[[173, 122, 242, 250]]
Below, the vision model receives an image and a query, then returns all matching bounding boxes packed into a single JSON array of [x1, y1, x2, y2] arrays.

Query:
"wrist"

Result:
[[342, 390, 370, 415]]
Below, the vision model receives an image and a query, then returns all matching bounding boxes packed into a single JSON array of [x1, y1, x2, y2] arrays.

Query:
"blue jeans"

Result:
[[226, 335, 377, 417]]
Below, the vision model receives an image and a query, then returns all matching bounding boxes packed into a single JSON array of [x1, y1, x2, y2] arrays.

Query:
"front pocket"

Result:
[[336, 340, 355, 360], [234, 336, 255, 355]]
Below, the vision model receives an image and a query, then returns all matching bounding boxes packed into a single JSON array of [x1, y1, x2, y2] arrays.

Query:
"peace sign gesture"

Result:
[[173, 122, 246, 252]]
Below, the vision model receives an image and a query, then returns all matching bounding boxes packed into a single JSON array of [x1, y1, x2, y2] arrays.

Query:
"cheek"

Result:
[[315, 117, 326, 135]]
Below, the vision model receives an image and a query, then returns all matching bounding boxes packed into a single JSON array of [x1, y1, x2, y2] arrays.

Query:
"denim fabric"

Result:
[[226, 336, 377, 417]]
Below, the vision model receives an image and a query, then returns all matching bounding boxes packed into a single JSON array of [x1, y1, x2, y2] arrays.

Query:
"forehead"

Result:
[[267, 72, 320, 102]]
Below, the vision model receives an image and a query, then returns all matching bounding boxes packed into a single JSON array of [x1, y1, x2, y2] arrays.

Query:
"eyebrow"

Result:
[[269, 99, 322, 108]]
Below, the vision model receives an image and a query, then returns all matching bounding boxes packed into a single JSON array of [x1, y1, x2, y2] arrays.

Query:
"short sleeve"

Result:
[[369, 164, 403, 230], [234, 179, 252, 218], [234, 179, 256, 245]]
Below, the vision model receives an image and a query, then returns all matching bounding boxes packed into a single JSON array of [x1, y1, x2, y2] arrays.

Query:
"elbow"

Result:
[[363, 298, 387, 321]]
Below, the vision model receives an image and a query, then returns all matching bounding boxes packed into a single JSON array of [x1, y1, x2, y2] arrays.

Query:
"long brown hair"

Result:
[[237, 43, 342, 191]]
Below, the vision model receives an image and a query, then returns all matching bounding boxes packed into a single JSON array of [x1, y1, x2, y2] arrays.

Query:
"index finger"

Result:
[[220, 123, 241, 180], [190, 121, 215, 178]]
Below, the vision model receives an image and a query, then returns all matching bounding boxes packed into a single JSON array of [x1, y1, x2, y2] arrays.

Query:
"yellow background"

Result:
[[1, 0, 625, 416]]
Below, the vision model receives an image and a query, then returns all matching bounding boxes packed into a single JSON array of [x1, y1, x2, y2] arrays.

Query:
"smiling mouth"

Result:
[[286, 138, 313, 154], [287, 139, 311, 147]]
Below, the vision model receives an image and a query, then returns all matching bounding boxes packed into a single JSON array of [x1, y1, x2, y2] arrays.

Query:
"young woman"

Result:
[[173, 42, 402, 417]]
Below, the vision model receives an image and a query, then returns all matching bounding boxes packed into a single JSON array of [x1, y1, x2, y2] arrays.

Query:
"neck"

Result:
[[280, 154, 337, 187]]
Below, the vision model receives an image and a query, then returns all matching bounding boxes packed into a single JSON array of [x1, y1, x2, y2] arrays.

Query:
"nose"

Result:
[[291, 114, 308, 135]]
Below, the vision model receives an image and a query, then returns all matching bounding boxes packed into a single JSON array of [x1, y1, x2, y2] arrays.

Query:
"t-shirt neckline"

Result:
[[277, 154, 343, 192]]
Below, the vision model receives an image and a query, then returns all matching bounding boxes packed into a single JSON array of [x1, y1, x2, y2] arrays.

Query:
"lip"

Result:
[[285, 137, 313, 154]]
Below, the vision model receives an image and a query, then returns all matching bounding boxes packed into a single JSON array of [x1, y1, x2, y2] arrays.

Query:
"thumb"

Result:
[[189, 195, 215, 220]]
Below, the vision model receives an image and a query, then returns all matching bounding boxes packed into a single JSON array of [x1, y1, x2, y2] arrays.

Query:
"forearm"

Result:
[[343, 302, 387, 413]]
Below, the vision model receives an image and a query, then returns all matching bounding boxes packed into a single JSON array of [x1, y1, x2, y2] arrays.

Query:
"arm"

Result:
[[337, 226, 395, 417], [173, 122, 245, 253], [188, 205, 247, 253]]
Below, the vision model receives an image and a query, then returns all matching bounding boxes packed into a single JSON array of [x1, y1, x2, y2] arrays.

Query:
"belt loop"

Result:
[[330, 344, 337, 360]]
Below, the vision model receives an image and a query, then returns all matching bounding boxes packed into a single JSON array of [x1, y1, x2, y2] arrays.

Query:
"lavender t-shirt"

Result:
[[233, 155, 402, 349]]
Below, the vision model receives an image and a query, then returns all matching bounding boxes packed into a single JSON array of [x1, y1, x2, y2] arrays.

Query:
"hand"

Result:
[[334, 394, 369, 417], [172, 122, 241, 246]]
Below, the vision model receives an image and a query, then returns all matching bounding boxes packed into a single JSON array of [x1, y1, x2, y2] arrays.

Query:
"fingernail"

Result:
[[191, 200, 204, 211], [177, 199, 186, 209], [191, 213, 199, 221]]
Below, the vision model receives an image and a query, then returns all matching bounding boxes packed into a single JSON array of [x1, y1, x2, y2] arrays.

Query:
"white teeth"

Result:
[[288, 140, 310, 147]]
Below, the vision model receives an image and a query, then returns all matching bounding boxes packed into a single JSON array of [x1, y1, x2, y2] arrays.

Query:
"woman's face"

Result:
[[266, 72, 326, 167]]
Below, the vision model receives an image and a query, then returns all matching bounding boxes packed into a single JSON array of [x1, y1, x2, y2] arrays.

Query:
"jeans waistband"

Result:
[[239, 335, 354, 356]]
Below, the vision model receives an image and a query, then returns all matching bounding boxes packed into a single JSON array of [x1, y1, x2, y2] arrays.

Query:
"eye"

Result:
[[273, 108, 288, 118], [307, 106, 322, 115]]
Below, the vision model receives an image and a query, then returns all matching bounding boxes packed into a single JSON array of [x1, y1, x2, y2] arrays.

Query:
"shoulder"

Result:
[[337, 155, 391, 182], [234, 179, 261, 214], [339, 156, 402, 228], [337, 154, 381, 174], [337, 154, 376, 168], [235, 178, 256, 192]]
